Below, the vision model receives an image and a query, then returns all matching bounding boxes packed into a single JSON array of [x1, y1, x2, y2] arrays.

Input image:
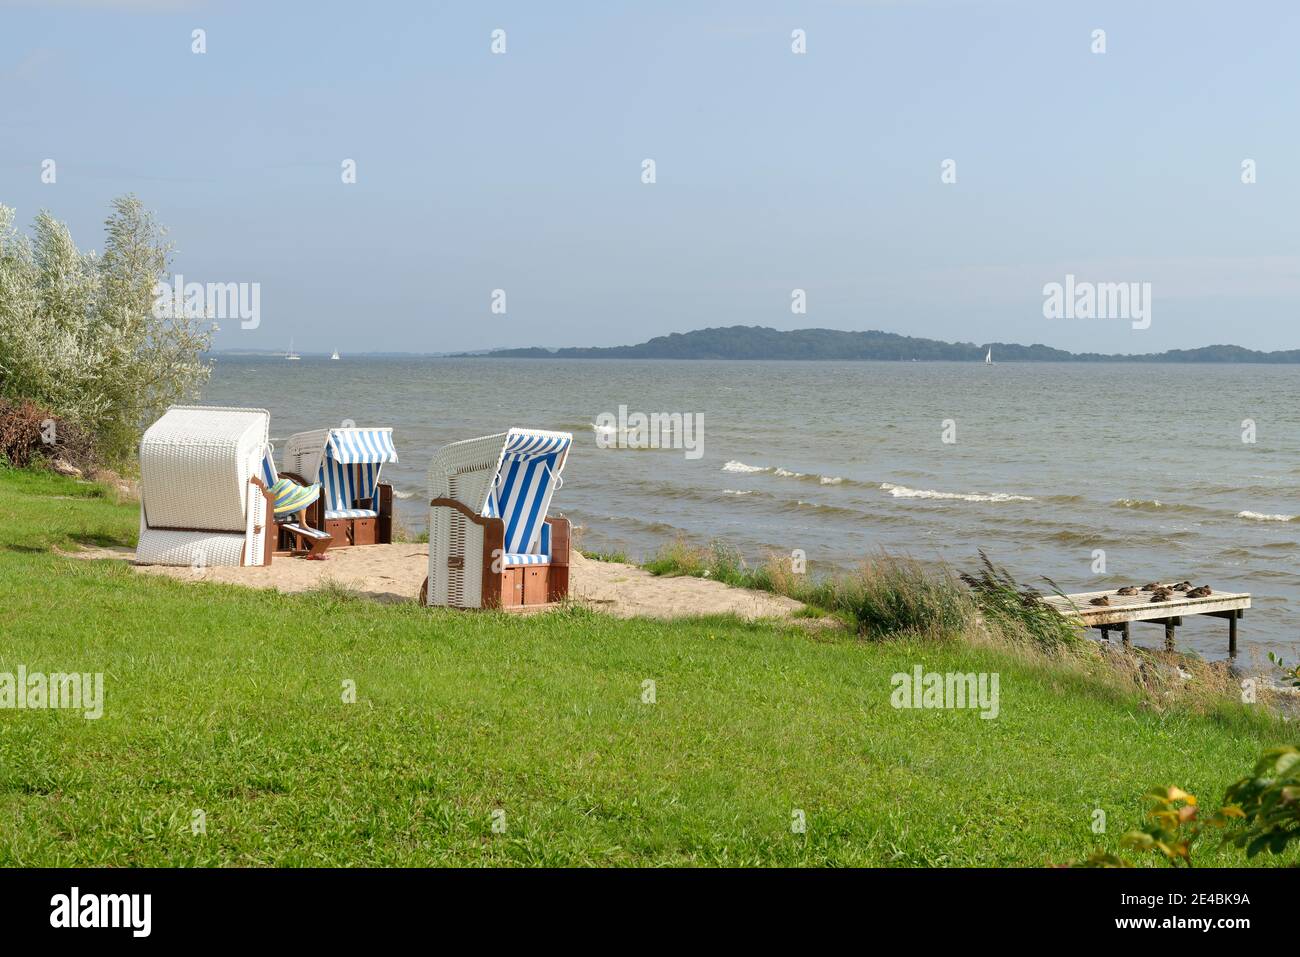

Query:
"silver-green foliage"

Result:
[[0, 196, 211, 464]]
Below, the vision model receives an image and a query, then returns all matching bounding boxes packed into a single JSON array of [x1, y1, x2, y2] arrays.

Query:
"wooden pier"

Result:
[[1040, 588, 1250, 656]]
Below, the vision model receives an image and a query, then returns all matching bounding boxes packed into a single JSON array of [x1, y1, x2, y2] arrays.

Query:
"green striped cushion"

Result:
[[270, 477, 321, 516]]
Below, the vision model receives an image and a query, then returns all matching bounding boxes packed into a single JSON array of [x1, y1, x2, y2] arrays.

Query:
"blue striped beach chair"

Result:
[[424, 428, 573, 609], [283, 427, 399, 546]]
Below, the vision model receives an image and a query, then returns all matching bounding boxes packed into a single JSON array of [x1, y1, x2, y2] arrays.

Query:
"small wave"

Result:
[[591, 422, 676, 451], [722, 489, 755, 496], [1112, 498, 1218, 517], [784, 499, 886, 521], [1237, 510, 1297, 523], [392, 488, 416, 500], [1114, 498, 1165, 510], [724, 460, 848, 486], [586, 513, 684, 536], [591, 421, 667, 439], [1045, 529, 1105, 546], [880, 482, 1033, 503]]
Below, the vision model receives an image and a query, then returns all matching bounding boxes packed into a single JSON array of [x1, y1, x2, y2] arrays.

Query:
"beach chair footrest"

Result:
[[279, 521, 333, 558]]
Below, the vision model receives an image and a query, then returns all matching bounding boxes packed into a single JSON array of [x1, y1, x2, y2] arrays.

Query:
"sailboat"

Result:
[[330, 348, 340, 361], [285, 338, 301, 361], [984, 347, 993, 365]]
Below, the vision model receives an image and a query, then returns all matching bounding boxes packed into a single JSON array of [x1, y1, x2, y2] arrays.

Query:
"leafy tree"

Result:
[[0, 196, 210, 465]]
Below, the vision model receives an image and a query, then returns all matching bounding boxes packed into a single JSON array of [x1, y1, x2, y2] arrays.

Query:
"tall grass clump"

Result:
[[813, 554, 973, 639], [644, 538, 773, 590], [647, 539, 970, 639], [579, 549, 630, 564], [0, 196, 211, 467], [959, 550, 1085, 652]]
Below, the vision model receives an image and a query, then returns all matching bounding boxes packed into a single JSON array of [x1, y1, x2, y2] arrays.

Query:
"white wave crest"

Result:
[[724, 460, 846, 485], [880, 482, 1033, 503], [1237, 510, 1296, 522]]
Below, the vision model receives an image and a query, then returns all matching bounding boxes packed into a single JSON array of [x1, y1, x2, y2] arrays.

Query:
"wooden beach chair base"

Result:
[[418, 572, 567, 611], [419, 512, 570, 611]]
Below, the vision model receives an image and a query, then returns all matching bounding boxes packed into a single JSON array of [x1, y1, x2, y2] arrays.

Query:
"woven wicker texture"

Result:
[[137, 405, 271, 567], [140, 406, 268, 531]]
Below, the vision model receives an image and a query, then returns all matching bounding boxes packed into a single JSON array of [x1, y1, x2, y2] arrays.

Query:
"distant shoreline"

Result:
[[213, 325, 1300, 363], [212, 352, 1300, 364]]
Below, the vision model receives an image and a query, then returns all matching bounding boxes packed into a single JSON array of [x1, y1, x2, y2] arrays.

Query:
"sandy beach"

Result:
[[65, 544, 805, 621]]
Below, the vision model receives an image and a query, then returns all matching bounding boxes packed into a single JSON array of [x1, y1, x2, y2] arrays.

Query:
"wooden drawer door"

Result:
[[523, 567, 548, 605], [501, 568, 525, 607], [352, 518, 377, 545]]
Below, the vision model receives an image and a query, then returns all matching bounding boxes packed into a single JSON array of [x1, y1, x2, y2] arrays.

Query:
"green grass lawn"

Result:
[[0, 468, 1289, 866]]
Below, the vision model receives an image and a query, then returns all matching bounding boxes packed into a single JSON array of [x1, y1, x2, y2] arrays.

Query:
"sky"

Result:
[[1, 0, 1297, 355]]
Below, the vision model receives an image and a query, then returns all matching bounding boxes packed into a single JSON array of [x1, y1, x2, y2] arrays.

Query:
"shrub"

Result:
[[0, 398, 97, 472], [1078, 747, 1300, 867], [0, 196, 212, 467], [1078, 786, 1222, 868], [1221, 746, 1300, 859], [1267, 652, 1300, 689], [820, 554, 973, 639]]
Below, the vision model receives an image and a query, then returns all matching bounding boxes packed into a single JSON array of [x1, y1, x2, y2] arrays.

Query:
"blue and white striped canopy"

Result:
[[319, 428, 398, 518], [484, 429, 571, 558], [502, 431, 569, 460], [326, 428, 398, 465]]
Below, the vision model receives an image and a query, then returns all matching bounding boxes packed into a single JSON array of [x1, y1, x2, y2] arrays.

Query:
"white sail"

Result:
[[984, 348, 992, 365], [330, 349, 340, 360], [285, 338, 301, 361]]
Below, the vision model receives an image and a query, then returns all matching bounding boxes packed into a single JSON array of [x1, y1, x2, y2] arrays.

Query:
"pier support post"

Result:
[[1121, 621, 1130, 647], [1164, 619, 1176, 652], [1228, 611, 1239, 658]]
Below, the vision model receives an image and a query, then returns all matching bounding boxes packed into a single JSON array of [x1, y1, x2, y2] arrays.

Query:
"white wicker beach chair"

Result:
[[282, 428, 399, 546], [424, 428, 573, 609], [136, 405, 276, 567]]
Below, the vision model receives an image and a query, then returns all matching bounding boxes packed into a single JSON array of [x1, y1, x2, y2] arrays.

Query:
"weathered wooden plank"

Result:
[[1040, 590, 1250, 627], [1049, 588, 1250, 656]]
